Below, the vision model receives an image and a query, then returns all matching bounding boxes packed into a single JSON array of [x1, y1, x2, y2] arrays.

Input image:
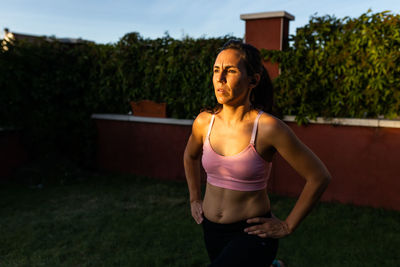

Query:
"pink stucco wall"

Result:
[[270, 122, 400, 210], [0, 130, 28, 181], [93, 117, 400, 211]]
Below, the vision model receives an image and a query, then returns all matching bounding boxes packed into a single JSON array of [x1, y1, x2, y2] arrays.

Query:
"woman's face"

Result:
[[212, 49, 252, 106]]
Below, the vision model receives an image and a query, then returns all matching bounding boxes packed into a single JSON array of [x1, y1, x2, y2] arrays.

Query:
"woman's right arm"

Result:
[[183, 112, 208, 224]]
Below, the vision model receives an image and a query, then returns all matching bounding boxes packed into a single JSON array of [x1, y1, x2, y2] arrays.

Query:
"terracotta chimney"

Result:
[[240, 11, 295, 80]]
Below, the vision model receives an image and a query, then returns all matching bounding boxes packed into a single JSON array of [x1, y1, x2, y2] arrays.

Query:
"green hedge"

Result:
[[1, 10, 400, 167], [262, 10, 400, 124], [0, 38, 100, 166], [115, 33, 233, 118], [0, 35, 233, 167]]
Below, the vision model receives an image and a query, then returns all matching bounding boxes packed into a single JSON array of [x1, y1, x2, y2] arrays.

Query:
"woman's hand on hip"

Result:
[[190, 199, 204, 224], [243, 216, 291, 239]]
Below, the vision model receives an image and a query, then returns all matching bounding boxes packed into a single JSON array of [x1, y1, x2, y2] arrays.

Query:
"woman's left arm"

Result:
[[245, 117, 331, 238]]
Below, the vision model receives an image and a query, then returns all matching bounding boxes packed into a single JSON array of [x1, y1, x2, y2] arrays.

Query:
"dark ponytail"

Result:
[[250, 65, 273, 113]]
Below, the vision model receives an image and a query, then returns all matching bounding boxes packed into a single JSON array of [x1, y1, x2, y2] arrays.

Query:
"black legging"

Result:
[[201, 212, 278, 267]]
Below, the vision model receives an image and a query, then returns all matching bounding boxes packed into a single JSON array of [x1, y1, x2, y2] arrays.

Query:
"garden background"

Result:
[[1, 10, 399, 266]]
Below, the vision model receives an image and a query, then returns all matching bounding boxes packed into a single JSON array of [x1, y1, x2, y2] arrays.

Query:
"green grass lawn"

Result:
[[0, 170, 399, 267]]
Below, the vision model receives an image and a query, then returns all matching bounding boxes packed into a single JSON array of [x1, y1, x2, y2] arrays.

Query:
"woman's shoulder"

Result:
[[258, 111, 280, 125], [258, 111, 289, 138], [192, 111, 213, 135], [194, 111, 213, 126]]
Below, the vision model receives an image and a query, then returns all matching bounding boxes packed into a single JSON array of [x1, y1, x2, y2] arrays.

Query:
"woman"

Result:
[[183, 40, 331, 267]]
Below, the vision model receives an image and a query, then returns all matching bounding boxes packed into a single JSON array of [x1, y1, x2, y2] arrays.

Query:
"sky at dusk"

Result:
[[1, 0, 399, 44]]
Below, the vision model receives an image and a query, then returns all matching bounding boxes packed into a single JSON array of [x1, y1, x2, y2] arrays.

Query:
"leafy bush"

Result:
[[0, 38, 101, 167], [116, 33, 234, 118], [0, 35, 234, 167], [263, 10, 400, 124], [2, 10, 400, 167]]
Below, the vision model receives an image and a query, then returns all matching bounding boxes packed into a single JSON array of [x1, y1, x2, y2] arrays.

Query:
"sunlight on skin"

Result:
[[212, 48, 255, 109]]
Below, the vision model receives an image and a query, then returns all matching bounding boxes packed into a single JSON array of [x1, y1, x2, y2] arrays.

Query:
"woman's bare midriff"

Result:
[[202, 182, 271, 224]]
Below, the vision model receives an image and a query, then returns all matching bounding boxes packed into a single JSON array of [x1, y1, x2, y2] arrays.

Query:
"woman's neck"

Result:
[[219, 102, 253, 127]]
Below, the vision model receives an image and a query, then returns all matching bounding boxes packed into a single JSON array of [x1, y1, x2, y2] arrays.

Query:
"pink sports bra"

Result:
[[201, 110, 272, 191]]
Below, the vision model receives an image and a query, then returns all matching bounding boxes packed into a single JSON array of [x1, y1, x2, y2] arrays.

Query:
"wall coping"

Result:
[[91, 113, 400, 129], [91, 113, 194, 126], [240, 11, 295, 21], [0, 127, 17, 131], [283, 115, 400, 128]]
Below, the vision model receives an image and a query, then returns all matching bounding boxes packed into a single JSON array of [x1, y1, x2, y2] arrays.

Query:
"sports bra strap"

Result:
[[206, 114, 215, 140], [250, 111, 264, 145], [206, 111, 262, 144]]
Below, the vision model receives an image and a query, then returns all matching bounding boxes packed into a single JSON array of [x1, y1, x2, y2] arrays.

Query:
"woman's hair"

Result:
[[203, 39, 274, 114]]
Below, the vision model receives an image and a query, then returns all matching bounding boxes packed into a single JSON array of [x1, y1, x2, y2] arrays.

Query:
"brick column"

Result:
[[240, 11, 295, 80]]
